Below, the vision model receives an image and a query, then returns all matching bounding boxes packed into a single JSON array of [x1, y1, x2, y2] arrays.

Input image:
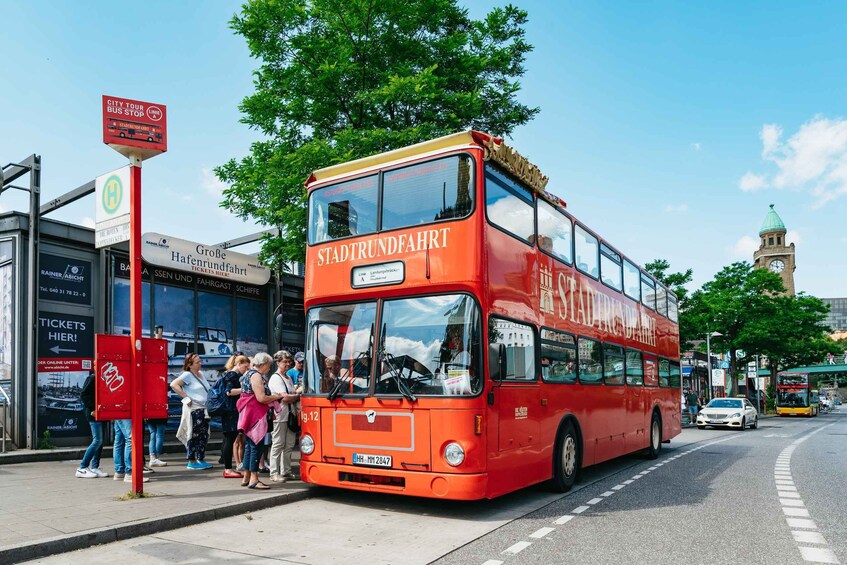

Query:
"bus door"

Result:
[[487, 321, 539, 453]]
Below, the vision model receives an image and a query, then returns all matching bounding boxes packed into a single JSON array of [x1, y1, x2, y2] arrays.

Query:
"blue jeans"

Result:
[[243, 436, 261, 472], [147, 422, 165, 457], [113, 419, 132, 474], [80, 419, 104, 469]]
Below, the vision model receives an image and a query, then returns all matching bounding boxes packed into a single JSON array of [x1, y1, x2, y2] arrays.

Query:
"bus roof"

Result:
[[306, 131, 554, 202]]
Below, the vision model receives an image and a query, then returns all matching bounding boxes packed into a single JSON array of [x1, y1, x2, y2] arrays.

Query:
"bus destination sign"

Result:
[[102, 95, 168, 159]]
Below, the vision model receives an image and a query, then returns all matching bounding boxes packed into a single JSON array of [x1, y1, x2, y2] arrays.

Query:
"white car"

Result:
[[696, 397, 758, 430]]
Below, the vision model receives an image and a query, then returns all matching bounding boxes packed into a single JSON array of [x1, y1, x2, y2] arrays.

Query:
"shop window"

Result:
[[112, 279, 152, 334], [236, 297, 269, 357]]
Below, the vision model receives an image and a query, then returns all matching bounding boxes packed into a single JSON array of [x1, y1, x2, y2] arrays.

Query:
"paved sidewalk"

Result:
[[0, 450, 311, 563]]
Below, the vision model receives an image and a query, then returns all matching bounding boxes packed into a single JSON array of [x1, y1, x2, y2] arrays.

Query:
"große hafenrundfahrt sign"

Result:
[[141, 232, 271, 286]]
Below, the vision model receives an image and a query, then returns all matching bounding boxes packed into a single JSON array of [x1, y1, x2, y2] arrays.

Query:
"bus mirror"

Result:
[[273, 312, 283, 346], [489, 343, 507, 381]]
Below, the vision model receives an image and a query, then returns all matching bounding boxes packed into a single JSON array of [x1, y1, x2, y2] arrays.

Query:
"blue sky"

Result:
[[1, 1, 844, 297]]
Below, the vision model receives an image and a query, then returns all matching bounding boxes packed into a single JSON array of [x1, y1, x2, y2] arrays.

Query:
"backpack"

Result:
[[207, 374, 235, 417]]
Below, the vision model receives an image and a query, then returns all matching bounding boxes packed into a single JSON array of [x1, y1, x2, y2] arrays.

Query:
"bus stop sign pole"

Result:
[[130, 156, 143, 494]]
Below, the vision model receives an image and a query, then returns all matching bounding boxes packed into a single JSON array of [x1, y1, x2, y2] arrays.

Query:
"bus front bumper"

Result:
[[301, 461, 489, 500]]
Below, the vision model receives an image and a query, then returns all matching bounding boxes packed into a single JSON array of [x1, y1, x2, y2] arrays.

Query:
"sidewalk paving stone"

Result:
[[0, 450, 313, 564]]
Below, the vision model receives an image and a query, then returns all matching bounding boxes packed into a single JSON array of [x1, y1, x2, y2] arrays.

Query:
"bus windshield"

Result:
[[777, 389, 809, 407], [308, 155, 474, 244], [306, 294, 482, 397]]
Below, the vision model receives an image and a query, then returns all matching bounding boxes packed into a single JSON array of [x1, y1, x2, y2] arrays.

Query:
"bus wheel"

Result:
[[552, 420, 579, 492], [645, 412, 661, 459]]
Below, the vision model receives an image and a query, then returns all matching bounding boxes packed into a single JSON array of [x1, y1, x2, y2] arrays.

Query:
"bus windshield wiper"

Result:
[[378, 326, 416, 403], [327, 372, 346, 400]]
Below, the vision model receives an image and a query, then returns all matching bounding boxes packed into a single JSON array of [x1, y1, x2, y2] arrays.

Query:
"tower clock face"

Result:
[[769, 259, 785, 273]]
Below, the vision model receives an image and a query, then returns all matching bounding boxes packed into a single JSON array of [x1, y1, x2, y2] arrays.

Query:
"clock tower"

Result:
[[753, 204, 795, 295]]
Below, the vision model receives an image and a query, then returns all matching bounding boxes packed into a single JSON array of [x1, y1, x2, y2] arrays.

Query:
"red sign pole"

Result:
[[130, 156, 144, 494]]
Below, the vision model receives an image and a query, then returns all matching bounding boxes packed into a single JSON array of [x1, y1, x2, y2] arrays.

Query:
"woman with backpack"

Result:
[[217, 354, 248, 478], [171, 353, 214, 470]]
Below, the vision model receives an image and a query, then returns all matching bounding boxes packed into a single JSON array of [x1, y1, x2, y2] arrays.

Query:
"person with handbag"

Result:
[[218, 354, 248, 478], [237, 352, 283, 490], [268, 350, 301, 482], [171, 353, 214, 470]]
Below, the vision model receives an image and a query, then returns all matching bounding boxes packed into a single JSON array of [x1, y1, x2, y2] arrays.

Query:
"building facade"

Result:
[[821, 297, 847, 332], [752, 204, 795, 296], [0, 212, 305, 448]]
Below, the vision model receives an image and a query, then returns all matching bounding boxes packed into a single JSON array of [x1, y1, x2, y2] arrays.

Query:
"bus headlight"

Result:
[[444, 442, 465, 467], [300, 434, 315, 455]]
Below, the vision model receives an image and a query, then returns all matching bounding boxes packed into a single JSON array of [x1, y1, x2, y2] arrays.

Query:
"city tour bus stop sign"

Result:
[[100, 95, 167, 493]]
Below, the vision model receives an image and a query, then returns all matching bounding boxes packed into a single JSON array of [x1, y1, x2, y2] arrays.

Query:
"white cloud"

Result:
[[201, 167, 228, 198], [728, 235, 759, 260], [760, 124, 783, 157], [81, 217, 95, 228], [664, 203, 688, 213], [691, 142, 701, 151], [786, 229, 801, 246], [739, 172, 768, 192], [744, 116, 847, 206]]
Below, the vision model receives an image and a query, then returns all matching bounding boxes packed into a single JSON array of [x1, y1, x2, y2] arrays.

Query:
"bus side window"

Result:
[[489, 317, 536, 381]]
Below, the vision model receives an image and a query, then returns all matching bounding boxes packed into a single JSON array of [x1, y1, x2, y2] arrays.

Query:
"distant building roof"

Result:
[[759, 204, 786, 235]]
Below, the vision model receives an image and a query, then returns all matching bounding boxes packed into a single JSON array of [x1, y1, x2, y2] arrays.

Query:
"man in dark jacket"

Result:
[[76, 374, 108, 478]]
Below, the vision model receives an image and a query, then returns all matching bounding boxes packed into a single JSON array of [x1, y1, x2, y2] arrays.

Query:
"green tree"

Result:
[[644, 259, 695, 345], [687, 262, 835, 397], [685, 262, 784, 397], [216, 0, 539, 264]]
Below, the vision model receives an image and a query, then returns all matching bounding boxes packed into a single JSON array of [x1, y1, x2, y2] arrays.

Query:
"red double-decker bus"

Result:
[[298, 131, 681, 500], [105, 118, 163, 143]]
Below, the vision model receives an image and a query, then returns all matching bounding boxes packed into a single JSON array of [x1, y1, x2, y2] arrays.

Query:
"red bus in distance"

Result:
[[298, 131, 682, 500]]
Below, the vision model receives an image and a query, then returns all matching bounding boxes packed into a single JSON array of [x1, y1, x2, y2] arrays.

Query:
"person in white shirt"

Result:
[[268, 350, 301, 482], [170, 354, 213, 470]]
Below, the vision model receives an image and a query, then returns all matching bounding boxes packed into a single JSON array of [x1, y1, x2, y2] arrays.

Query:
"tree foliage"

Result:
[[216, 0, 539, 264], [685, 262, 832, 396]]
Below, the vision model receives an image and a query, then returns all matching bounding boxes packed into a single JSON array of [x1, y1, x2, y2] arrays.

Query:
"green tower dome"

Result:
[[759, 204, 786, 235]]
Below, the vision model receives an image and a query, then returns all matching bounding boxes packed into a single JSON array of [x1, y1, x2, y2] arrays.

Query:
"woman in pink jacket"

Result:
[[236, 352, 283, 490]]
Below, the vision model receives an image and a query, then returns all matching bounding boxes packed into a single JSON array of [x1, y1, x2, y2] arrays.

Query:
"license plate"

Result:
[[352, 453, 392, 468], [708, 420, 724, 424]]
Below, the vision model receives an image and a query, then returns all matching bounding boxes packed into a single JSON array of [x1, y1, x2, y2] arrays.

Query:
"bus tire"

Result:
[[551, 419, 580, 492], [645, 411, 661, 459]]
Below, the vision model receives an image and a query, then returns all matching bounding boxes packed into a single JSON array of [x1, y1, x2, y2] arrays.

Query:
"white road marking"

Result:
[[775, 423, 840, 564], [572, 505, 589, 514], [611, 484, 626, 491], [529, 527, 556, 539], [587, 498, 603, 505], [554, 515, 574, 525], [502, 541, 532, 555], [793, 531, 827, 544], [600, 491, 615, 497], [481, 561, 504, 565], [622, 480, 634, 485], [798, 547, 839, 564]]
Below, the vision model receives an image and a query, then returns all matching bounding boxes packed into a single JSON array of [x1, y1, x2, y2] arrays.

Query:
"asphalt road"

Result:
[[28, 409, 846, 564]]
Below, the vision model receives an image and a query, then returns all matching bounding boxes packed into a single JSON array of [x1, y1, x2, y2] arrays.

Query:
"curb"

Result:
[[0, 486, 316, 564], [0, 441, 224, 466]]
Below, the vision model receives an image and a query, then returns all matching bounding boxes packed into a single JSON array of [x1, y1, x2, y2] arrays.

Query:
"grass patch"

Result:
[[116, 491, 157, 501]]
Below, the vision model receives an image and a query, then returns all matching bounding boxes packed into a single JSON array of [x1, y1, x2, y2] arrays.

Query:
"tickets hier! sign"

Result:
[[102, 95, 167, 159], [95, 335, 169, 420]]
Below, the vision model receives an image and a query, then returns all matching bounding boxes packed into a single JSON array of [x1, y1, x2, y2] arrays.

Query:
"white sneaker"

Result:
[[75, 468, 97, 478], [149, 458, 168, 467], [124, 474, 150, 483], [88, 467, 109, 478]]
